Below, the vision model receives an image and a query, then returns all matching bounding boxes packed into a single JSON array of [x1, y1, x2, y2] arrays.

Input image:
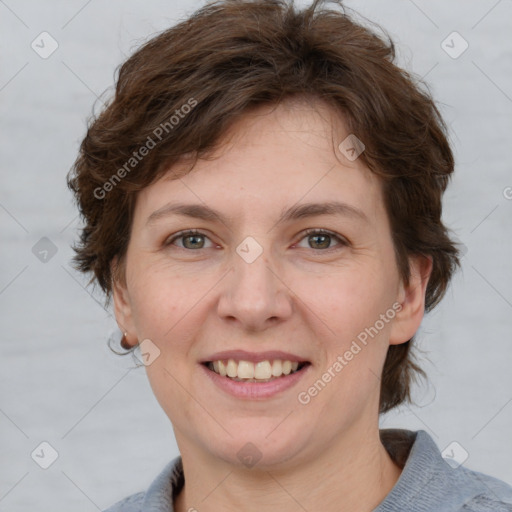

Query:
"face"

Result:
[[113, 98, 430, 470]]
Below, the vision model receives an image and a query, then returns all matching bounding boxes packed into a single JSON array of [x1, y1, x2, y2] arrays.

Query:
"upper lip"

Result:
[[200, 350, 309, 364]]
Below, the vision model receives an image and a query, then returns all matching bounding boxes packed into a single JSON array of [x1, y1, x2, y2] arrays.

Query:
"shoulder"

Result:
[[101, 455, 183, 512], [459, 468, 512, 511], [102, 491, 145, 512], [377, 429, 512, 512]]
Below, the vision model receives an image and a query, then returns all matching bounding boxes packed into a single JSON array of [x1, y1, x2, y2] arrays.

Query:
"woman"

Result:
[[67, 0, 512, 510]]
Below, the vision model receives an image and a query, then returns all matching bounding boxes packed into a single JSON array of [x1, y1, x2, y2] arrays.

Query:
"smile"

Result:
[[204, 359, 310, 382], [201, 358, 311, 399]]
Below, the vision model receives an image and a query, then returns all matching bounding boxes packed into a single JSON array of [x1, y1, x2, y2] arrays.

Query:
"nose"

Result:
[[216, 247, 293, 332]]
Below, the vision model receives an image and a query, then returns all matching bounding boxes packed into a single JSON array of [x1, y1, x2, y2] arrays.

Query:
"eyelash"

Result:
[[164, 228, 349, 252]]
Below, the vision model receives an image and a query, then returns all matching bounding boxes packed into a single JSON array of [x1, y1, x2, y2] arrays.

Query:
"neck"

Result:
[[174, 425, 402, 512]]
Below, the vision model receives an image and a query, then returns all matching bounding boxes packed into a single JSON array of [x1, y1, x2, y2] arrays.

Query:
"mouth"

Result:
[[202, 359, 311, 383]]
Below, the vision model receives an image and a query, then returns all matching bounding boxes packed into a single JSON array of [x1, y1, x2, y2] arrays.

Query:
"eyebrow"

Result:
[[145, 200, 369, 228]]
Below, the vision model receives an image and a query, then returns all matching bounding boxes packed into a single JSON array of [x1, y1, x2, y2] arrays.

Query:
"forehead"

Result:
[[134, 98, 384, 226]]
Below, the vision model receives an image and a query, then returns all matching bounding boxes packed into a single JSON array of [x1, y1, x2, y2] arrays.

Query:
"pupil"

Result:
[[185, 235, 204, 249], [311, 234, 329, 249]]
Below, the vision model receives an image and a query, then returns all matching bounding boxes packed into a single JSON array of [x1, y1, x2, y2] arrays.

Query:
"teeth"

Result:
[[226, 359, 238, 378], [254, 361, 272, 379], [237, 360, 254, 379], [218, 360, 227, 376], [271, 360, 282, 376], [208, 359, 303, 380]]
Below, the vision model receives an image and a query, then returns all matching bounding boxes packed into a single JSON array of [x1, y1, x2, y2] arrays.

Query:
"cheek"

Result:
[[311, 264, 395, 367], [310, 275, 394, 409], [318, 265, 389, 322], [128, 268, 184, 337], [144, 362, 196, 435]]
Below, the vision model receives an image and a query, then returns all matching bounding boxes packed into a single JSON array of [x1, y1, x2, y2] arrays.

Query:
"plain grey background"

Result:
[[1, 0, 511, 510]]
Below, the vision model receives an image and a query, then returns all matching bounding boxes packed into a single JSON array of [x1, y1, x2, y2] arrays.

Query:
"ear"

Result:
[[389, 254, 433, 346], [111, 256, 137, 348]]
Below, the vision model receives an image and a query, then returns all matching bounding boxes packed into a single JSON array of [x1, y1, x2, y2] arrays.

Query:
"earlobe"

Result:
[[389, 254, 433, 346], [110, 256, 137, 347]]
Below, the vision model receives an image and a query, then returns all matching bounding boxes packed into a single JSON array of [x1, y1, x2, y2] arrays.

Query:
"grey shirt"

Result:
[[103, 429, 512, 511]]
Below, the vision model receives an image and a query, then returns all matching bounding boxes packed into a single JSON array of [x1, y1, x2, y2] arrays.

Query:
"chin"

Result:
[[207, 427, 311, 471]]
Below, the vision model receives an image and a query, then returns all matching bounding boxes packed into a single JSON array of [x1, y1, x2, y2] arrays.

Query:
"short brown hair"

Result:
[[67, 0, 461, 414]]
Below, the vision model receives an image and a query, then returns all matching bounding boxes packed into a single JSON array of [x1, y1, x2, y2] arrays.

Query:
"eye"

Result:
[[164, 228, 349, 252], [295, 228, 349, 251], [164, 229, 214, 250]]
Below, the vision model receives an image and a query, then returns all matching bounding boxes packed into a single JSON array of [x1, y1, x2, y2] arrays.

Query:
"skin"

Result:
[[112, 97, 432, 512]]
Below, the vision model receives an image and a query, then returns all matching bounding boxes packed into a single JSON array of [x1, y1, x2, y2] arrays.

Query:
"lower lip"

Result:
[[200, 363, 311, 400]]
